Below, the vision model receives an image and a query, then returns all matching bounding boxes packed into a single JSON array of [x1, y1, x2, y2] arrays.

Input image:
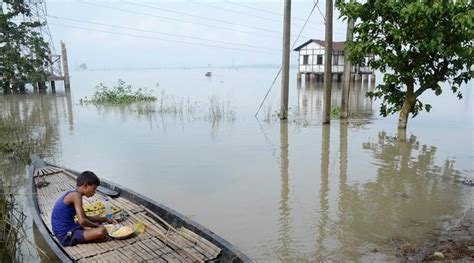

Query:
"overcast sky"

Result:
[[45, 0, 348, 69]]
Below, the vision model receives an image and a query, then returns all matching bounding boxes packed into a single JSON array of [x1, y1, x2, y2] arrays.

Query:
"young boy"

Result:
[[51, 171, 117, 246]]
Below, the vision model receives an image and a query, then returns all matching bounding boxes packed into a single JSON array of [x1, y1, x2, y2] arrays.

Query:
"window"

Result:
[[317, 55, 323, 65], [303, 55, 309, 65]]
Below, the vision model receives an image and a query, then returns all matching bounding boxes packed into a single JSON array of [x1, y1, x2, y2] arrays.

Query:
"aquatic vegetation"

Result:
[[263, 105, 278, 123], [132, 91, 235, 123], [0, 116, 48, 163], [135, 103, 157, 115], [206, 96, 236, 122], [80, 80, 157, 105], [331, 105, 341, 118], [84, 85, 237, 124]]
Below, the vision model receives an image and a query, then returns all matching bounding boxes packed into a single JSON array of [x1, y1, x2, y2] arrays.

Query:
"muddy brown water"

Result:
[[0, 69, 472, 262]]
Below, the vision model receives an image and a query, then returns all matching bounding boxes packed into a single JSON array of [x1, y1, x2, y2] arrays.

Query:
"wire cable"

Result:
[[124, 2, 287, 37], [78, 0, 283, 40], [314, 0, 326, 23], [194, 0, 323, 33], [225, 1, 316, 24], [48, 23, 280, 55], [255, 0, 320, 117], [47, 15, 281, 51]]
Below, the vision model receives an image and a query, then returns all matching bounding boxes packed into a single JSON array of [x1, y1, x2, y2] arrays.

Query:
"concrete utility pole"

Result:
[[322, 0, 333, 124], [280, 0, 291, 120], [61, 41, 70, 89], [341, 0, 356, 119]]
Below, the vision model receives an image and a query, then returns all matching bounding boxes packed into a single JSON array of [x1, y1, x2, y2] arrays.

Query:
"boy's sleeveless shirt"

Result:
[[51, 190, 79, 240]]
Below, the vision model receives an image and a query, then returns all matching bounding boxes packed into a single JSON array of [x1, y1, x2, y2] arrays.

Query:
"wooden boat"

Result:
[[28, 155, 251, 262]]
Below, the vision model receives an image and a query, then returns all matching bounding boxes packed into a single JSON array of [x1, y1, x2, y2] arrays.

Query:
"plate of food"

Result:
[[105, 224, 135, 240]]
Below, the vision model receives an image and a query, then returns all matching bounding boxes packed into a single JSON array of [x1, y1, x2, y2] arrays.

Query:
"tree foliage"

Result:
[[337, 0, 473, 123], [0, 0, 51, 91]]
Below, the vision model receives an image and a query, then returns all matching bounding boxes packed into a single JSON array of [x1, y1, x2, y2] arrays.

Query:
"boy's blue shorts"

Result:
[[59, 226, 86, 246]]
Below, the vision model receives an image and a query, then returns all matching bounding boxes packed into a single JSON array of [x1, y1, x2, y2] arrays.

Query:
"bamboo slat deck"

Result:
[[33, 166, 221, 262]]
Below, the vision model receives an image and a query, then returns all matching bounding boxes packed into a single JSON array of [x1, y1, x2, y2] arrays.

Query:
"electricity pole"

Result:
[[322, 0, 333, 124], [280, 0, 291, 120], [341, 0, 355, 118]]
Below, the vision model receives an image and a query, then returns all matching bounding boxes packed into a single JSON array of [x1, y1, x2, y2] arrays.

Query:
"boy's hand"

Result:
[[106, 217, 118, 224]]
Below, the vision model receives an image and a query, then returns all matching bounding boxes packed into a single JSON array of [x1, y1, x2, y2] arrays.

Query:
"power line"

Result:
[[191, 1, 285, 23], [255, 1, 320, 117], [124, 2, 287, 37], [314, 0, 326, 23], [47, 15, 281, 52], [48, 23, 280, 56], [78, 1, 284, 40], [192, 0, 323, 32], [225, 1, 285, 17], [225, 1, 312, 23]]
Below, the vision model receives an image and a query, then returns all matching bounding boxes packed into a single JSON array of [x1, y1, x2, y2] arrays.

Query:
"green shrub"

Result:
[[331, 105, 341, 119], [80, 79, 157, 105]]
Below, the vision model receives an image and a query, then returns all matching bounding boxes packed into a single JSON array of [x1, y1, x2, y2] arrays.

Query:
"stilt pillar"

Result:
[[50, 81, 56, 93], [310, 72, 316, 83], [370, 74, 376, 84], [61, 41, 71, 89]]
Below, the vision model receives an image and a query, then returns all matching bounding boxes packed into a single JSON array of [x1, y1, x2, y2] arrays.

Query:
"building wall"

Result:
[[297, 41, 373, 74], [298, 42, 345, 74]]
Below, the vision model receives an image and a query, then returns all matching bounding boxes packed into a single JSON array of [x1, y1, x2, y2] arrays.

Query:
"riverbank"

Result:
[[394, 209, 474, 261]]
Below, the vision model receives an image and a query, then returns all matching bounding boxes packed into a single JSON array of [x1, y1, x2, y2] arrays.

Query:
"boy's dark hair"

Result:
[[77, 171, 100, 186]]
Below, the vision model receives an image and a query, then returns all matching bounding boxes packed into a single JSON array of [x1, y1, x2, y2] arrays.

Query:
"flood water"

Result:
[[1, 68, 473, 262]]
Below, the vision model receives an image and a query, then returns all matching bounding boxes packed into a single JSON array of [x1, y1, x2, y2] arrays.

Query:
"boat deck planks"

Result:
[[33, 166, 221, 262]]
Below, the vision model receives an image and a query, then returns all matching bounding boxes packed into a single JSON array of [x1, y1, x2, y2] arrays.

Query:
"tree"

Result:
[[337, 0, 473, 130], [79, 63, 88, 70], [0, 0, 51, 92]]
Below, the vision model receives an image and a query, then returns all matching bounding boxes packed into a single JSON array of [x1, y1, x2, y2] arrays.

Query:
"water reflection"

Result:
[[277, 121, 292, 261], [86, 99, 235, 140], [0, 90, 66, 262], [0, 92, 67, 162], [65, 89, 74, 133], [271, 123, 469, 261], [315, 124, 331, 261], [333, 131, 466, 259], [296, 80, 374, 124]]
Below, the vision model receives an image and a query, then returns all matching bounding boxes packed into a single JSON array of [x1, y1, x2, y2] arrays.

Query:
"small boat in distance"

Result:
[[28, 155, 251, 262], [205, 71, 212, 77]]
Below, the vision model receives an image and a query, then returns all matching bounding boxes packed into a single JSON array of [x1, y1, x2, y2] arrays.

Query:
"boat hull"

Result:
[[28, 155, 251, 262]]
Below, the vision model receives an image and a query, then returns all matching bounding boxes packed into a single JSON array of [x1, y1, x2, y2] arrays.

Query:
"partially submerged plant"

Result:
[[206, 96, 236, 122], [331, 106, 341, 119], [0, 116, 49, 163], [80, 79, 157, 105]]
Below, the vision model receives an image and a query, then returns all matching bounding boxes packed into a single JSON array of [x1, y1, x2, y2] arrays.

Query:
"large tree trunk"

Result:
[[398, 82, 416, 130]]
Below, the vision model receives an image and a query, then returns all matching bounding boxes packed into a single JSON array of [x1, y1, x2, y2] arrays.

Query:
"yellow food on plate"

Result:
[[104, 224, 116, 233], [110, 226, 134, 238]]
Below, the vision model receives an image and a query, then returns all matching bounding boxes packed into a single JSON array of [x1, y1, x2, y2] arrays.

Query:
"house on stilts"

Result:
[[294, 39, 375, 83]]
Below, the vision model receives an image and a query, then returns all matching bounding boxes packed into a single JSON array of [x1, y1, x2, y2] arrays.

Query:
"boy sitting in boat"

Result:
[[51, 171, 117, 246]]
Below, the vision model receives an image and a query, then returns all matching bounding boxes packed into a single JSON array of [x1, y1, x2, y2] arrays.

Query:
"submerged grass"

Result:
[[206, 96, 236, 122], [80, 79, 157, 105], [0, 116, 47, 163], [130, 91, 236, 123], [80, 80, 236, 123]]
